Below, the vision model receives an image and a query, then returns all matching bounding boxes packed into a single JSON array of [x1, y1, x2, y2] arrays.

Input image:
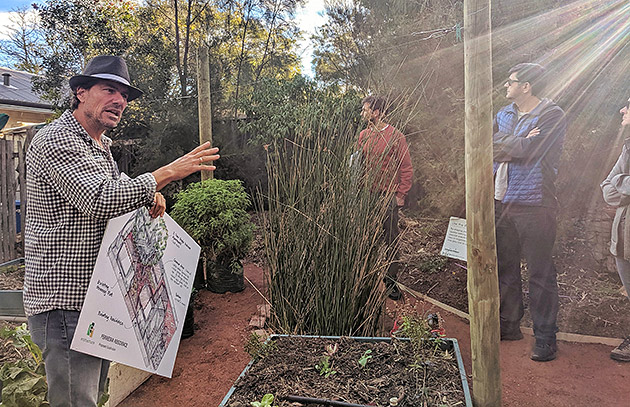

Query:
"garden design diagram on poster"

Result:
[[71, 207, 200, 377]]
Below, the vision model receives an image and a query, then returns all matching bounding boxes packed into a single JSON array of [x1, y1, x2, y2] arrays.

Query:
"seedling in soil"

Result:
[[325, 343, 338, 356], [244, 332, 277, 360], [315, 355, 337, 378], [358, 349, 372, 367], [250, 393, 278, 407]]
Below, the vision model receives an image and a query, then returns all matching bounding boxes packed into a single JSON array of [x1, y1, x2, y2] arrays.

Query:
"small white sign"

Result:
[[71, 208, 200, 378], [440, 217, 467, 262]]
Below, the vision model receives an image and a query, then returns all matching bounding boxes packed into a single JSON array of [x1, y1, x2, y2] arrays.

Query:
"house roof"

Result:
[[0, 67, 53, 110]]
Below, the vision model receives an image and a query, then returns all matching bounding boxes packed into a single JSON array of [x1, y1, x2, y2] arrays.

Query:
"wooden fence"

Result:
[[0, 127, 36, 263]]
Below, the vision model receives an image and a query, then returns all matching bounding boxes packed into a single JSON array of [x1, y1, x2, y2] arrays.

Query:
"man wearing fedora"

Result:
[[23, 55, 219, 406]]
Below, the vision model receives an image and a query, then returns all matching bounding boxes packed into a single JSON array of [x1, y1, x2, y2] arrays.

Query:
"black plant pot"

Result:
[[206, 260, 245, 294], [181, 303, 195, 339]]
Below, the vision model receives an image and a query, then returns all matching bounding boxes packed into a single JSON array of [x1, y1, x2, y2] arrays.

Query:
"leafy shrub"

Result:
[[0, 324, 47, 407], [171, 179, 254, 271]]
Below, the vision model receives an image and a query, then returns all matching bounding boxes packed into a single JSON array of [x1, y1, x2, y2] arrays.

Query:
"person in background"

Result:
[[24, 55, 220, 406], [600, 96, 630, 362], [493, 63, 567, 362], [359, 95, 413, 301]]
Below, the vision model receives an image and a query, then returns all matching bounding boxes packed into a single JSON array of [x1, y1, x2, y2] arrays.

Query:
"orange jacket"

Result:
[[358, 124, 413, 201]]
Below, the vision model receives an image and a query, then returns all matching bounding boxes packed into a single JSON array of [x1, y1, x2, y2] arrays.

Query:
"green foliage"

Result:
[[358, 349, 372, 368], [398, 314, 445, 365], [315, 355, 337, 378], [0, 324, 48, 407], [244, 332, 276, 361], [250, 393, 277, 407], [237, 76, 362, 146], [419, 255, 448, 274], [171, 179, 254, 268]]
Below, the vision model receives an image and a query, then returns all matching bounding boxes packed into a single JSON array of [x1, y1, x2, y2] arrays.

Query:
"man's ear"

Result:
[[76, 87, 88, 103], [522, 82, 532, 94]]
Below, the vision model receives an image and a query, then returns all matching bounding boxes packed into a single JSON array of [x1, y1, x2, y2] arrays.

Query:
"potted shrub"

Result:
[[171, 179, 254, 293]]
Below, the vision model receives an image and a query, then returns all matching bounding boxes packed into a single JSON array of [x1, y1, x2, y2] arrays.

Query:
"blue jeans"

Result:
[[495, 202, 559, 342], [28, 310, 110, 407], [614, 257, 630, 300]]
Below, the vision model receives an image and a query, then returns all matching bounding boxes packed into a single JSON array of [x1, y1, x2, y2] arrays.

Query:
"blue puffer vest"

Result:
[[493, 99, 565, 207]]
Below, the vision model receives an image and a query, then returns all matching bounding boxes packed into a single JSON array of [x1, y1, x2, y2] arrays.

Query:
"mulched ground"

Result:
[[0, 265, 25, 290], [223, 336, 465, 407], [396, 212, 630, 339]]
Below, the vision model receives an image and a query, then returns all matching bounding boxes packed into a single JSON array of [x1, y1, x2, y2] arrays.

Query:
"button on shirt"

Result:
[[23, 110, 157, 317]]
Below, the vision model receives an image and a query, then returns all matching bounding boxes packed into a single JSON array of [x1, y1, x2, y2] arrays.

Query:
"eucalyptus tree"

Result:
[[0, 7, 45, 74]]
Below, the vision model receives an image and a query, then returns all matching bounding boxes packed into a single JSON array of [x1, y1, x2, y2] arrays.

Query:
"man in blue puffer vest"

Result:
[[493, 63, 567, 362]]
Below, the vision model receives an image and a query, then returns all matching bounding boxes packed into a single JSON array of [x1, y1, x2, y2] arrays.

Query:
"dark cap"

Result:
[[69, 55, 143, 101]]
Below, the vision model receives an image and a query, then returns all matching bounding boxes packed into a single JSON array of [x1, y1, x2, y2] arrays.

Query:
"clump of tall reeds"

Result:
[[259, 95, 399, 337]]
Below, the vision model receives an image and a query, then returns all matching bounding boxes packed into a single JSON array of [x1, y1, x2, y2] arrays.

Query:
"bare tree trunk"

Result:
[[233, 0, 253, 118], [254, 0, 279, 81], [173, 0, 185, 95], [197, 46, 213, 181]]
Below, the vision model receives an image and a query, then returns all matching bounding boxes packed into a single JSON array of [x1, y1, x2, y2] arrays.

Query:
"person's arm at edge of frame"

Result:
[[493, 107, 567, 160], [602, 144, 630, 206]]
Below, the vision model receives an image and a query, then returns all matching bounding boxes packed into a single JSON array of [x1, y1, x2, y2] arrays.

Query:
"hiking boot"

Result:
[[388, 284, 403, 301], [500, 321, 523, 341], [610, 337, 630, 362], [530, 339, 557, 362], [500, 327, 523, 341]]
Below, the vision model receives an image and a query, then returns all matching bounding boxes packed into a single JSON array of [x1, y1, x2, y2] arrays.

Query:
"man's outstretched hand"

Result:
[[152, 142, 220, 191]]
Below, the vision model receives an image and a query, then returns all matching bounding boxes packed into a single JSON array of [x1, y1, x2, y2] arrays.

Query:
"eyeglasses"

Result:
[[505, 79, 521, 86]]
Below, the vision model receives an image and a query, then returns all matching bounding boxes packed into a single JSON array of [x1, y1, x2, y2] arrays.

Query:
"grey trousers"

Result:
[[495, 201, 559, 342]]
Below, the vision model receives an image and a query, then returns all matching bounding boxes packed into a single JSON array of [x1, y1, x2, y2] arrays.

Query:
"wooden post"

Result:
[[464, 0, 502, 406], [197, 46, 213, 181]]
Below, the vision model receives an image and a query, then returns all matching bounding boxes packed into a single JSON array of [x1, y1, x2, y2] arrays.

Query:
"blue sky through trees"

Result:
[[0, 0, 326, 76]]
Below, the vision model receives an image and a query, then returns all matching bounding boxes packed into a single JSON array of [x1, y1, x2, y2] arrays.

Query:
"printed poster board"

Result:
[[440, 216, 467, 262], [71, 207, 200, 378]]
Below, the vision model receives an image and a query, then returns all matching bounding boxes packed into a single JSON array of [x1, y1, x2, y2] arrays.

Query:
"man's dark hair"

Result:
[[509, 63, 547, 97], [362, 95, 390, 116], [70, 79, 99, 110]]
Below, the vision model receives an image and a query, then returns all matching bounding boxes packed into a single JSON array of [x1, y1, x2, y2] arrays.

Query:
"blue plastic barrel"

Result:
[[15, 200, 20, 233]]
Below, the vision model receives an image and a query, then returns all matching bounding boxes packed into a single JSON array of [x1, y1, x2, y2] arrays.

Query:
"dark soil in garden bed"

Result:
[[396, 212, 630, 339], [224, 336, 465, 407], [121, 263, 628, 407]]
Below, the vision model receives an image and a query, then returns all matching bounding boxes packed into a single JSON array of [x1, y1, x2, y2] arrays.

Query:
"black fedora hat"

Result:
[[69, 55, 143, 101]]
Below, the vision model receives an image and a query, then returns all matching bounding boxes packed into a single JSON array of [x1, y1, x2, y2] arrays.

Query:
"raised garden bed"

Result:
[[220, 334, 471, 407]]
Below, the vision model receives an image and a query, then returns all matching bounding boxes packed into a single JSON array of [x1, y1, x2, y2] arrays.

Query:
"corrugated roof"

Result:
[[0, 67, 53, 109]]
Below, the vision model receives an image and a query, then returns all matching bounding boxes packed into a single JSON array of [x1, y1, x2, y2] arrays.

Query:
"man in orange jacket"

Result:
[[359, 95, 413, 300]]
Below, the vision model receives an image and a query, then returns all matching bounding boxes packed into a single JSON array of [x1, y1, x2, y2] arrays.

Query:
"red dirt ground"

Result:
[[119, 262, 628, 407]]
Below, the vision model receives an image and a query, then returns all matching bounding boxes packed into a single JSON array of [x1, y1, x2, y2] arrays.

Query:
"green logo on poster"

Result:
[[87, 322, 95, 337]]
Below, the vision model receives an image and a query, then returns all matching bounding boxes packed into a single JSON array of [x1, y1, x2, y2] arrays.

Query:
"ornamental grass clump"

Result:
[[260, 95, 400, 337], [172, 179, 254, 293]]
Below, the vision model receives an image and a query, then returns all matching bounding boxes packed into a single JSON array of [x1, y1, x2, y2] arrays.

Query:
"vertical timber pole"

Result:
[[197, 46, 213, 181], [464, 0, 502, 406]]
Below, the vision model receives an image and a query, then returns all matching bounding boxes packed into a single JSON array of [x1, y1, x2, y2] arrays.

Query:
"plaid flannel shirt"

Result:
[[23, 110, 157, 317]]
